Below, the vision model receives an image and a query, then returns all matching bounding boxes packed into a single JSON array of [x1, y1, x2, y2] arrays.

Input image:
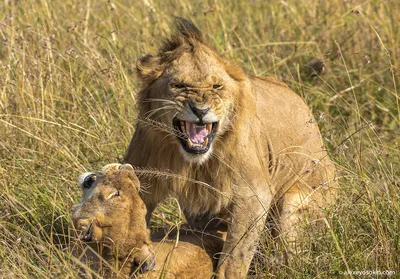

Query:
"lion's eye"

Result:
[[172, 83, 186, 89], [83, 174, 96, 189], [213, 84, 223, 90]]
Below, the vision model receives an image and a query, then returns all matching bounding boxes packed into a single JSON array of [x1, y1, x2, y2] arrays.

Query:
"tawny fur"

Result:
[[72, 164, 225, 279], [125, 18, 338, 278]]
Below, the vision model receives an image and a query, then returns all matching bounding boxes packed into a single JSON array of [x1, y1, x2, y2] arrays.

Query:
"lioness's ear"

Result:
[[136, 54, 163, 84], [119, 164, 141, 192], [120, 164, 134, 172], [102, 163, 121, 175]]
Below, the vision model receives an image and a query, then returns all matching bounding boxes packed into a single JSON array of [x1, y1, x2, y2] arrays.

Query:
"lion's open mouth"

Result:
[[173, 118, 218, 154]]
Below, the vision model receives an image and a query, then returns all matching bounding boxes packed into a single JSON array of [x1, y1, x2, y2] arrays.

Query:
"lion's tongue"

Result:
[[188, 123, 207, 144]]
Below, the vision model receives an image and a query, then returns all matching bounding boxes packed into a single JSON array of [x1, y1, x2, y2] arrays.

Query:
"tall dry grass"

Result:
[[0, 0, 399, 278]]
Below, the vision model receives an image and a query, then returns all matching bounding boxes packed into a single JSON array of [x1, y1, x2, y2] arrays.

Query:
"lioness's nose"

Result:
[[189, 104, 210, 120], [74, 218, 90, 230]]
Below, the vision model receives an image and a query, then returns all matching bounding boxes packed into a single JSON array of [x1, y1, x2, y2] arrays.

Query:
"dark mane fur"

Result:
[[160, 17, 203, 52], [158, 17, 206, 63], [136, 17, 246, 84]]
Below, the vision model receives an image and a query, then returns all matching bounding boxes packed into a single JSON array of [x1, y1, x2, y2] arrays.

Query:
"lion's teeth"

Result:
[[188, 138, 193, 148], [203, 138, 209, 147], [206, 123, 212, 133], [185, 121, 191, 134], [180, 121, 185, 133]]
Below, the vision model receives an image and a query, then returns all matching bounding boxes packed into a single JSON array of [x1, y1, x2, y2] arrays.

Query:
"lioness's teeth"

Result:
[[206, 123, 212, 133], [188, 138, 193, 148]]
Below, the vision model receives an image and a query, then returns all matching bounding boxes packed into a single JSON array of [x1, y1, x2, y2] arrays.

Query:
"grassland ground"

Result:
[[0, 0, 399, 278]]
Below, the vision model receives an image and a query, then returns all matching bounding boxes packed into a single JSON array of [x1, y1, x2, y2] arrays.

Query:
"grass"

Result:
[[0, 0, 399, 278]]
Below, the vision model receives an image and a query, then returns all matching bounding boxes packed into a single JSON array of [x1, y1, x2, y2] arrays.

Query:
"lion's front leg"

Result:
[[216, 190, 271, 279]]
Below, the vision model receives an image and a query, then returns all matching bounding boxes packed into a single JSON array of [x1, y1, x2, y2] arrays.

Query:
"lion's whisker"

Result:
[[144, 98, 177, 105], [145, 106, 175, 118], [137, 118, 177, 137], [153, 110, 175, 120]]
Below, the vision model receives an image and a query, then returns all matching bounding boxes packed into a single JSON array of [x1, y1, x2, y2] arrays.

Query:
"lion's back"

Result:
[[251, 76, 324, 152]]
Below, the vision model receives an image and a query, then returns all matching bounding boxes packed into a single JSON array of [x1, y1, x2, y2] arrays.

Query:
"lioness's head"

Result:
[[137, 18, 246, 163], [72, 164, 153, 270]]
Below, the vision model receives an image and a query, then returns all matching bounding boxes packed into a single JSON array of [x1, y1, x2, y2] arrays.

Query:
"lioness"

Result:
[[72, 163, 225, 278], [125, 18, 338, 278]]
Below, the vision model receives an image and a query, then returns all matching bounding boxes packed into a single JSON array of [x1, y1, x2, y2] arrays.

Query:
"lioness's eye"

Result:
[[213, 84, 223, 90], [83, 174, 96, 189], [108, 190, 120, 199]]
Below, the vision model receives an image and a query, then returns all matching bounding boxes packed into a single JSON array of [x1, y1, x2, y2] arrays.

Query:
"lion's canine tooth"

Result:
[[203, 138, 209, 147], [188, 138, 193, 148], [180, 121, 185, 133], [206, 123, 212, 133], [185, 121, 191, 134]]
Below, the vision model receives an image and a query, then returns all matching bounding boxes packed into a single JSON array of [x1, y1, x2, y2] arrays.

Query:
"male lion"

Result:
[[72, 163, 225, 278], [125, 18, 338, 278]]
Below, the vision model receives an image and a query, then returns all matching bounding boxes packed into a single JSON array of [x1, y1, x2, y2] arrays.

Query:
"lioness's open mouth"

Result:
[[81, 223, 94, 242], [173, 117, 218, 154]]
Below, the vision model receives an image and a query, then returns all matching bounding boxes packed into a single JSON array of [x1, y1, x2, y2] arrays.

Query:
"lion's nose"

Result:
[[189, 104, 210, 121]]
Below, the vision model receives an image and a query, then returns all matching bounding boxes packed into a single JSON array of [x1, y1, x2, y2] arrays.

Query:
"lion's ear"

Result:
[[136, 54, 163, 84]]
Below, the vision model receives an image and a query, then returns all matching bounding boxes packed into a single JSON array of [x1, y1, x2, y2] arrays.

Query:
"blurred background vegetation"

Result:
[[0, 0, 399, 278]]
